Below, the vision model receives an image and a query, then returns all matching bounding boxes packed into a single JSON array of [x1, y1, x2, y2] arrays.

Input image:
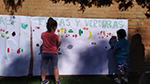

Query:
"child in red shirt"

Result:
[[41, 17, 61, 84]]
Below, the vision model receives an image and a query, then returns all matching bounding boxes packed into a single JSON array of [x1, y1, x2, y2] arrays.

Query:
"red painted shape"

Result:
[[33, 29, 35, 32], [57, 29, 60, 32], [3, 30, 5, 32], [72, 35, 74, 37], [65, 35, 68, 37], [75, 35, 77, 38], [17, 49, 21, 54], [36, 27, 40, 29], [91, 42, 94, 45], [7, 48, 10, 53], [0, 29, 2, 31]]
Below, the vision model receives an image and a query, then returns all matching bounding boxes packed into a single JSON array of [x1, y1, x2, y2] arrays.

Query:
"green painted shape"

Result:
[[79, 29, 82, 36], [21, 49, 23, 52], [1, 33, 5, 37], [5, 31, 8, 34], [21, 23, 28, 29], [58, 52, 62, 55], [38, 52, 41, 55], [6, 37, 9, 39], [68, 30, 73, 33]]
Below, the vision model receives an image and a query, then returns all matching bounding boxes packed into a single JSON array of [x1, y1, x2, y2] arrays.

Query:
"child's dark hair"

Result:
[[117, 29, 126, 39], [46, 17, 57, 32]]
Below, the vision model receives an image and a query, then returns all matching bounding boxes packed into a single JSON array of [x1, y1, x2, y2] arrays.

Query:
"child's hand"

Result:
[[57, 41, 61, 48]]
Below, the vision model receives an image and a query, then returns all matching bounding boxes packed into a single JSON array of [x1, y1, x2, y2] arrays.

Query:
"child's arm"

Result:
[[57, 41, 61, 48]]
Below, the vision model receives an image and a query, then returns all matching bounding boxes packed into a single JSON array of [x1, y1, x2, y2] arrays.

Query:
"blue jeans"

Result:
[[41, 53, 58, 70]]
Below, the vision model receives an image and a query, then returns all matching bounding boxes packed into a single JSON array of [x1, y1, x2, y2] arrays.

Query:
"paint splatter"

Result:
[[7, 48, 10, 53], [6, 37, 9, 39], [83, 27, 88, 30], [12, 31, 16, 36], [5, 31, 8, 34], [33, 29, 35, 32], [36, 26, 40, 29], [57, 29, 60, 33], [60, 28, 64, 38], [79, 29, 83, 36], [1, 33, 5, 37], [38, 52, 41, 55], [21, 49, 23, 52], [36, 44, 39, 47], [75, 34, 77, 38], [11, 21, 14, 25], [58, 52, 62, 55], [64, 28, 67, 33], [91, 42, 96, 45], [68, 29, 73, 33], [17, 48, 21, 54], [21, 23, 28, 29], [3, 30, 5, 32], [19, 33, 21, 36], [67, 45, 73, 49]]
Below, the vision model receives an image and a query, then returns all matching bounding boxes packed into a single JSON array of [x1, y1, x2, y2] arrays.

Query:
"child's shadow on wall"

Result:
[[129, 33, 146, 74]]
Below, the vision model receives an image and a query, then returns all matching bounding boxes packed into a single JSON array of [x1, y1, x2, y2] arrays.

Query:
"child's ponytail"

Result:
[[46, 17, 57, 32]]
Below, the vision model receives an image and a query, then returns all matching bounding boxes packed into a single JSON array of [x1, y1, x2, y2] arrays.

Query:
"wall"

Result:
[[0, 0, 150, 75]]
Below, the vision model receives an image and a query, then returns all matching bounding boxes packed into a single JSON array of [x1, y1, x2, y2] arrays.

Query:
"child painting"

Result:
[[114, 29, 130, 84]]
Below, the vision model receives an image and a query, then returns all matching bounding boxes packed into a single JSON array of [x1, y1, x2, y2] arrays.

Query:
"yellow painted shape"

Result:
[[88, 30, 92, 40], [19, 33, 21, 36]]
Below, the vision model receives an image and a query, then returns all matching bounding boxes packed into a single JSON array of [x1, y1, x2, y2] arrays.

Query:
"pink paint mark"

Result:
[[98, 37, 100, 39], [102, 36, 104, 38], [0, 29, 2, 31], [98, 33, 99, 35], [33, 29, 35, 32], [3, 30, 5, 32]]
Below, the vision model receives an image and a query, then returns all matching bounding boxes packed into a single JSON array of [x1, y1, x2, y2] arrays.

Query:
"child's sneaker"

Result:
[[41, 79, 49, 84], [55, 80, 60, 84], [114, 78, 121, 84], [121, 76, 128, 82]]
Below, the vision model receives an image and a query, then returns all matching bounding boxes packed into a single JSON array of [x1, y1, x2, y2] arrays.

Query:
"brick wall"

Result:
[[0, 0, 150, 75]]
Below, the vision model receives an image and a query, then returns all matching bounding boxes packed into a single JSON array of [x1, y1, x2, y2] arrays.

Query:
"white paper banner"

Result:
[[32, 17, 128, 75], [0, 15, 31, 76]]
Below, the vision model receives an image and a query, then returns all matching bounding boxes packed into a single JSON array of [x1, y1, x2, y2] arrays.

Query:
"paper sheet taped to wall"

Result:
[[32, 17, 128, 75], [0, 15, 31, 76]]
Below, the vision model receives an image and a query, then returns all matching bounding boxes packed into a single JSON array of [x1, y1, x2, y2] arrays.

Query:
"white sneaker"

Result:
[[121, 76, 128, 82], [114, 78, 121, 84]]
